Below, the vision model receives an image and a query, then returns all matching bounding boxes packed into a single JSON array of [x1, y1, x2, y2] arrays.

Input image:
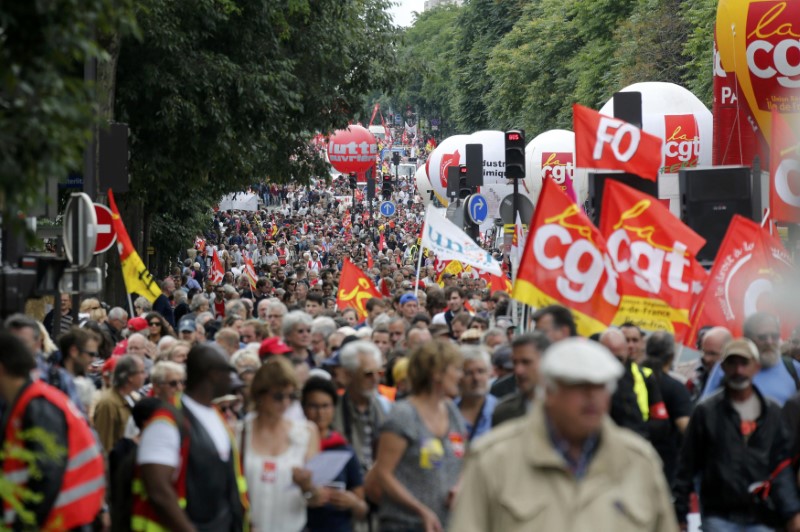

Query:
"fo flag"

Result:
[[770, 108, 800, 223], [512, 178, 620, 337], [573, 104, 663, 181], [337, 258, 382, 320], [108, 189, 162, 303], [687, 216, 795, 346], [210, 249, 225, 284], [600, 180, 707, 342]]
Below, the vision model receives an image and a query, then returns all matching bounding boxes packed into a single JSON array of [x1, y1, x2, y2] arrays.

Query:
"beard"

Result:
[[725, 375, 751, 391], [760, 348, 780, 368]]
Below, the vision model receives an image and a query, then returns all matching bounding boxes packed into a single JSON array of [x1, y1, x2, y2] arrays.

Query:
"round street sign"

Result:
[[94, 203, 117, 254], [380, 201, 396, 217], [466, 194, 489, 224], [63, 192, 97, 269], [499, 194, 534, 225]]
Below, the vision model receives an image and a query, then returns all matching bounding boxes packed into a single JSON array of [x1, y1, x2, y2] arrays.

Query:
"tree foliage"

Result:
[[115, 0, 398, 258], [0, 0, 137, 217], [392, 0, 716, 137]]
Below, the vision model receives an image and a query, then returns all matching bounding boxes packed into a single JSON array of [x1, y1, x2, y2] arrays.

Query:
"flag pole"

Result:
[[414, 244, 425, 298], [127, 292, 135, 318]]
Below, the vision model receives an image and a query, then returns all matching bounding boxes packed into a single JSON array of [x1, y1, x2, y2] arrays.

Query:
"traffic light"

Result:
[[505, 129, 525, 180], [458, 165, 471, 199], [391, 151, 401, 168], [348, 173, 357, 189], [382, 174, 393, 199], [366, 166, 375, 201]]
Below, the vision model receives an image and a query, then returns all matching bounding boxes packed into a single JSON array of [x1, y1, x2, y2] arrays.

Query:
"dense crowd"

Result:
[[2, 169, 800, 532]]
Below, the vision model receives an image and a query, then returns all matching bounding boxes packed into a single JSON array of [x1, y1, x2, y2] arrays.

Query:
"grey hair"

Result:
[[372, 314, 391, 330], [311, 316, 338, 338], [134, 296, 152, 313], [267, 301, 288, 314], [151, 361, 186, 384], [231, 348, 260, 371], [108, 307, 128, 322], [743, 312, 780, 340], [282, 310, 313, 337], [173, 290, 188, 305], [113, 355, 141, 389], [460, 346, 491, 367], [195, 311, 214, 327], [190, 294, 209, 312], [480, 327, 505, 345], [340, 340, 382, 372]]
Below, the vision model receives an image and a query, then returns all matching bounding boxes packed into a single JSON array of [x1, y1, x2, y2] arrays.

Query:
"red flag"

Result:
[[243, 256, 257, 291], [366, 248, 374, 270], [686, 216, 795, 346], [477, 270, 512, 294], [600, 180, 707, 341], [336, 258, 382, 320], [379, 232, 386, 251], [770, 107, 800, 223], [210, 249, 225, 284], [512, 178, 620, 336], [573, 103, 663, 181]]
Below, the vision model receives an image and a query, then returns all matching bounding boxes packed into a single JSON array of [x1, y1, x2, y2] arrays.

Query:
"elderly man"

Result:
[[262, 300, 287, 338], [451, 338, 677, 531], [94, 354, 146, 453], [702, 312, 800, 405], [332, 340, 387, 475], [687, 326, 732, 402], [457, 346, 497, 441], [282, 310, 315, 367], [150, 361, 186, 403], [310, 316, 337, 362], [153, 277, 176, 327], [103, 307, 128, 345], [214, 327, 241, 359], [492, 332, 551, 427], [675, 339, 800, 531], [239, 319, 268, 345], [406, 327, 432, 351]]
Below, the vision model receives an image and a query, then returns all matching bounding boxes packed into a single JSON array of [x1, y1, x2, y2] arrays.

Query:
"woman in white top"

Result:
[[240, 356, 325, 532]]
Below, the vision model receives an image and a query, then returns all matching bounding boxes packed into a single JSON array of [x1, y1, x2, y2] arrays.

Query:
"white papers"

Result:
[[305, 450, 352, 486]]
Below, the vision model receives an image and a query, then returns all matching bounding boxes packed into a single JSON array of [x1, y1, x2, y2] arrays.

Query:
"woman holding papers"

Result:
[[302, 376, 369, 531], [367, 340, 467, 532], [239, 356, 324, 531]]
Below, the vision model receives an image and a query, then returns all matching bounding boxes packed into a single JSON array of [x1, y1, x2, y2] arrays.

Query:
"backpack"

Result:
[[783, 356, 800, 390]]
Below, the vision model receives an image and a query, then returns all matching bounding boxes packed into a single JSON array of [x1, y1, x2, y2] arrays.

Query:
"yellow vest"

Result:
[[630, 363, 651, 421]]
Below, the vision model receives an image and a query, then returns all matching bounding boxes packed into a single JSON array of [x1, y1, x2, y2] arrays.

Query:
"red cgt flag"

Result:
[[512, 178, 620, 337], [573, 103, 663, 181], [770, 107, 800, 223], [600, 180, 707, 342], [210, 249, 225, 284], [686, 215, 795, 346], [337, 258, 382, 320]]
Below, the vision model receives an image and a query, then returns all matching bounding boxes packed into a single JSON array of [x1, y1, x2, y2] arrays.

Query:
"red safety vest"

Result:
[[130, 401, 249, 532], [3, 380, 105, 531]]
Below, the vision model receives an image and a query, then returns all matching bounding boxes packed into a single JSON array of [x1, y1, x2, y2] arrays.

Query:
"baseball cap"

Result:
[[259, 337, 293, 358], [541, 338, 623, 386], [721, 338, 760, 363], [492, 345, 513, 370], [178, 318, 196, 333], [399, 293, 418, 305], [127, 317, 148, 332]]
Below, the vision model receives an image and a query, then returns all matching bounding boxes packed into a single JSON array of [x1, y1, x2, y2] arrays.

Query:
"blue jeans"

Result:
[[702, 516, 774, 532]]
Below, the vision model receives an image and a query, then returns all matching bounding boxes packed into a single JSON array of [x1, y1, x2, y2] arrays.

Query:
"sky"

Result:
[[389, 0, 425, 27]]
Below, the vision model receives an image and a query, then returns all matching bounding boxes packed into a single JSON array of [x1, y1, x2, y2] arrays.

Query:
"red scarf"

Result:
[[321, 430, 348, 451]]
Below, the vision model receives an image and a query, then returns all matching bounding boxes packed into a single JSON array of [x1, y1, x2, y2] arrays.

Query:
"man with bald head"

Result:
[[687, 326, 732, 402], [406, 327, 432, 351]]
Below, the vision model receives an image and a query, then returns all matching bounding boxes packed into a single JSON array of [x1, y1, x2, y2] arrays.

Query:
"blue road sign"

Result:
[[467, 194, 488, 224], [380, 201, 396, 217]]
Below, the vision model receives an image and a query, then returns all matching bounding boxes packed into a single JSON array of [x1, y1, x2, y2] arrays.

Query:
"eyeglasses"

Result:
[[295, 328, 310, 333], [756, 332, 781, 342], [269, 391, 299, 402], [268, 314, 284, 319], [363, 370, 382, 379]]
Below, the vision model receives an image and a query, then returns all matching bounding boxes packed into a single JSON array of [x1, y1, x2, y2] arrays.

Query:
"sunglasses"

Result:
[[81, 350, 99, 358], [164, 379, 186, 388], [270, 391, 299, 402], [217, 404, 235, 414], [149, 321, 161, 326]]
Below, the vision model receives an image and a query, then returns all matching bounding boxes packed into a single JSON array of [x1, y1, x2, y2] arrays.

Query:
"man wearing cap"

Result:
[[178, 317, 200, 345], [488, 344, 516, 400], [674, 339, 800, 531], [451, 338, 677, 531], [398, 293, 419, 321], [492, 332, 551, 427]]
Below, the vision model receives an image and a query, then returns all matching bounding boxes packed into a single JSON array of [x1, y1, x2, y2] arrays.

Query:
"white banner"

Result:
[[219, 192, 259, 212], [421, 206, 502, 275]]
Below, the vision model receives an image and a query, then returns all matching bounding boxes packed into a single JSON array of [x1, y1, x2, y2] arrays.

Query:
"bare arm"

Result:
[[675, 416, 690, 433], [369, 432, 431, 520], [140, 464, 196, 532]]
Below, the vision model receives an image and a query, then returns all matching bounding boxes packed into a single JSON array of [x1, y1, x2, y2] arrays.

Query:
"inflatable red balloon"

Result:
[[327, 125, 378, 175]]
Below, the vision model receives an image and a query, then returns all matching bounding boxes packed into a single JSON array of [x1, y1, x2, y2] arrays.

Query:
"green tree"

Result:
[[0, 0, 137, 223], [681, 0, 716, 108]]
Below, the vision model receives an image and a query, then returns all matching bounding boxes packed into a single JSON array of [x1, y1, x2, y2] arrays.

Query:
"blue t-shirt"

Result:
[[455, 394, 498, 442], [306, 442, 363, 532], [701, 358, 800, 406]]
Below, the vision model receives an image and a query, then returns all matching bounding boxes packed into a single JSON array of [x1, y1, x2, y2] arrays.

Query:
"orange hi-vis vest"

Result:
[[130, 400, 250, 532], [3, 380, 105, 531]]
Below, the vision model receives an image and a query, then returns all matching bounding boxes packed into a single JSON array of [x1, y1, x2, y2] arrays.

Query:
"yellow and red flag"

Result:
[[686, 216, 795, 346], [478, 270, 512, 294], [337, 258, 382, 320], [108, 189, 162, 303], [512, 178, 619, 336], [600, 179, 707, 342], [243, 256, 257, 291]]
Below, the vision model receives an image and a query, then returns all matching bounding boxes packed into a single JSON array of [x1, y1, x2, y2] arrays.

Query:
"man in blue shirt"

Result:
[[456, 347, 497, 442], [701, 312, 798, 405]]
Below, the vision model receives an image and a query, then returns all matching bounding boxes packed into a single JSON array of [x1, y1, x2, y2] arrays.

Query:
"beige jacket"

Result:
[[449, 402, 677, 532]]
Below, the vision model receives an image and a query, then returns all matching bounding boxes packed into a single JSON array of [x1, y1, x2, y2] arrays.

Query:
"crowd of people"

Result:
[[2, 169, 800, 532]]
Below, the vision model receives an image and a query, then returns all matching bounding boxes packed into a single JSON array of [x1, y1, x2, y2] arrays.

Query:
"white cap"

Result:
[[541, 338, 624, 385]]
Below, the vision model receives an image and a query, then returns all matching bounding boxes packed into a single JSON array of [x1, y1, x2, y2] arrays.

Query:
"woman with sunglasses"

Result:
[[145, 312, 172, 344], [150, 361, 185, 404], [239, 357, 325, 532]]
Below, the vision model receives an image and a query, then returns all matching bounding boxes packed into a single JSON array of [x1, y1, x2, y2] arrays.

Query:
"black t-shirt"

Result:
[[653, 371, 692, 484]]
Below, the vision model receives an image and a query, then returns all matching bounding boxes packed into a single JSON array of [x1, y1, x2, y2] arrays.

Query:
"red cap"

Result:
[[102, 356, 120, 375], [259, 337, 293, 358], [127, 316, 148, 332]]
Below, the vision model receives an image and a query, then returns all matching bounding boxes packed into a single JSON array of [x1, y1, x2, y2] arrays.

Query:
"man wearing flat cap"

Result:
[[673, 338, 800, 531], [451, 338, 676, 531]]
